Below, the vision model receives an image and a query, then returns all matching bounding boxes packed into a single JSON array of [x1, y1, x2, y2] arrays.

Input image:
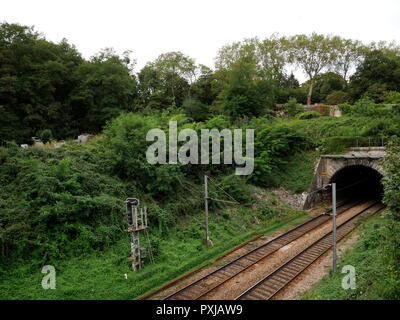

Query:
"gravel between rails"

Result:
[[272, 203, 383, 300], [147, 201, 374, 300], [198, 201, 375, 300]]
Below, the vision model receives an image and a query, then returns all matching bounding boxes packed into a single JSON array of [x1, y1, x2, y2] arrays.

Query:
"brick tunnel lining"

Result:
[[329, 165, 383, 201]]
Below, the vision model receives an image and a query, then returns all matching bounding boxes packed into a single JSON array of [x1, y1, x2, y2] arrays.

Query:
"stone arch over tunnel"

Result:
[[303, 151, 386, 209], [329, 165, 384, 201]]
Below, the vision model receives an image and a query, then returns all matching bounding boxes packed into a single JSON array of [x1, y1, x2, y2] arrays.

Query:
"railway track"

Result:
[[163, 200, 362, 300], [236, 201, 384, 300]]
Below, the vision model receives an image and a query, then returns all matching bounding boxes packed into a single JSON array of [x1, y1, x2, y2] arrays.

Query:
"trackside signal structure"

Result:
[[125, 198, 154, 271]]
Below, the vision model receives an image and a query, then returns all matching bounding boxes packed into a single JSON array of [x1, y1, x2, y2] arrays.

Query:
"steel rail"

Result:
[[163, 200, 360, 300], [236, 201, 384, 300]]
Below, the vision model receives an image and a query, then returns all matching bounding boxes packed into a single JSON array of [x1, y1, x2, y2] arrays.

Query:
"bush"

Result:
[[383, 91, 400, 104], [250, 124, 312, 185], [0, 146, 127, 266], [325, 90, 349, 105], [319, 136, 360, 154], [284, 98, 303, 117], [36, 129, 53, 143], [215, 174, 253, 205], [353, 97, 377, 115], [382, 137, 400, 220], [338, 103, 352, 115], [296, 111, 320, 120], [340, 98, 394, 117], [183, 96, 209, 122], [101, 113, 182, 197]]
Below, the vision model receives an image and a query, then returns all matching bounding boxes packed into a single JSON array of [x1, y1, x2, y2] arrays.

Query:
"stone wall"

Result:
[[303, 148, 386, 209]]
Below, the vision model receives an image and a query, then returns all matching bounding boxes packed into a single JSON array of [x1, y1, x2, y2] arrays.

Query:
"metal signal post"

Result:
[[125, 198, 154, 271], [204, 175, 211, 246]]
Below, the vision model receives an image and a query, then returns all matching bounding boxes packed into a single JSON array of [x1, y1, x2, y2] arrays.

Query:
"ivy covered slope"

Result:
[[1, 109, 400, 299], [0, 111, 315, 299], [302, 138, 400, 300]]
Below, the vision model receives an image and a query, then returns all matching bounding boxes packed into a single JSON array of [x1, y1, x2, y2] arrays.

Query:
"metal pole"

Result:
[[332, 183, 337, 273], [204, 175, 210, 246]]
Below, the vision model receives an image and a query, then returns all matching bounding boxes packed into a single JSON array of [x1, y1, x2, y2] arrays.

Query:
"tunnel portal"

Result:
[[303, 148, 386, 209], [329, 165, 383, 201]]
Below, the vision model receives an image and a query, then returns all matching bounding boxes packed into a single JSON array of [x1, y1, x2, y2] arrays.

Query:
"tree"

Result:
[[152, 51, 196, 106], [330, 37, 364, 84], [281, 73, 300, 89], [288, 33, 337, 105], [190, 65, 217, 106], [137, 64, 169, 109], [0, 23, 84, 141], [70, 48, 137, 133], [214, 38, 258, 70], [258, 34, 289, 82], [215, 36, 289, 82], [219, 55, 272, 119], [182, 96, 209, 121], [307, 72, 346, 103], [348, 49, 400, 102]]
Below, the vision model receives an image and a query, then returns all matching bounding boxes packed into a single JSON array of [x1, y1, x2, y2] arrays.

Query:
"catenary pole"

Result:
[[332, 183, 337, 273], [204, 175, 210, 246]]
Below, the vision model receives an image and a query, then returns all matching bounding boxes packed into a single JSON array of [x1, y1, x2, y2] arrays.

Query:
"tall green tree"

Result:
[[331, 36, 364, 84], [219, 55, 272, 119], [288, 33, 337, 105], [138, 52, 197, 109], [70, 48, 137, 133], [0, 23, 84, 141], [348, 49, 400, 102], [153, 51, 196, 106], [258, 34, 289, 82]]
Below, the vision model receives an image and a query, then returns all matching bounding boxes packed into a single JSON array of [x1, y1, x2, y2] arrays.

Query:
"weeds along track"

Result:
[[235, 201, 385, 300], [163, 200, 361, 300]]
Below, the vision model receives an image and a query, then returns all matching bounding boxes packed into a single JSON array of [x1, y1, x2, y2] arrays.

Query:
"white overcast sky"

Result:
[[2, 0, 400, 81]]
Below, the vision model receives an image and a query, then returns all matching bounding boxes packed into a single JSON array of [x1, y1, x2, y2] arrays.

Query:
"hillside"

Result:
[[1, 110, 400, 299], [1, 21, 400, 301]]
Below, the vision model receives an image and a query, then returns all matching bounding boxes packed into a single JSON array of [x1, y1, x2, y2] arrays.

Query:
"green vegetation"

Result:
[[267, 152, 318, 193], [303, 138, 400, 300], [1, 21, 400, 300], [0, 194, 308, 299], [2, 23, 400, 145], [302, 213, 400, 300]]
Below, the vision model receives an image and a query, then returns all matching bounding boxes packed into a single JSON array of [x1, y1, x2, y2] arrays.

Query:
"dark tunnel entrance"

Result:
[[329, 165, 384, 202]]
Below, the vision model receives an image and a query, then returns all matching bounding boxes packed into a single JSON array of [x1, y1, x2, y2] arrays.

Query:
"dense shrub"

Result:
[[251, 124, 312, 185], [383, 91, 400, 104], [296, 111, 320, 120], [36, 129, 53, 143], [284, 98, 303, 117], [101, 113, 187, 199], [338, 103, 352, 115], [325, 90, 349, 105], [215, 174, 253, 205], [0, 145, 128, 265], [318, 136, 361, 154], [382, 137, 400, 221]]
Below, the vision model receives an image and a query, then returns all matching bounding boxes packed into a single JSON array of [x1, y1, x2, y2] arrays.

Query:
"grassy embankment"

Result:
[[0, 200, 309, 299], [302, 212, 400, 300], [3, 112, 400, 299]]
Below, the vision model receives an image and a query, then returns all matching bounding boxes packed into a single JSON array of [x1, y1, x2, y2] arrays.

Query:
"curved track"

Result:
[[163, 200, 360, 300], [235, 201, 384, 300]]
